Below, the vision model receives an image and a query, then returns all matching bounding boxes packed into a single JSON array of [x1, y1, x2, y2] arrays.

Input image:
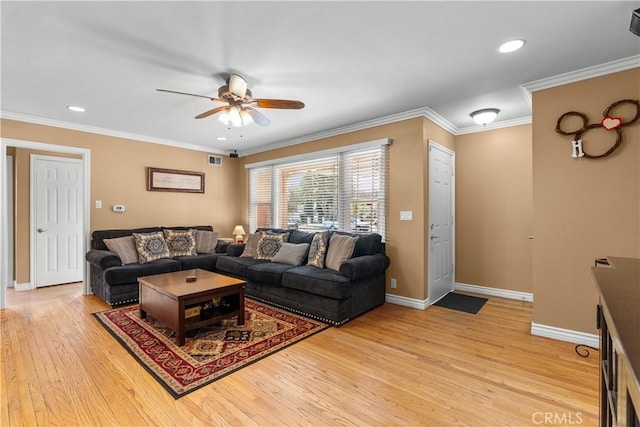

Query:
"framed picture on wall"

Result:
[[147, 167, 205, 193]]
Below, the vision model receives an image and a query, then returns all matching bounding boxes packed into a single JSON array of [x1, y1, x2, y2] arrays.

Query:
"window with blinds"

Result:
[[247, 141, 388, 239], [248, 166, 272, 230]]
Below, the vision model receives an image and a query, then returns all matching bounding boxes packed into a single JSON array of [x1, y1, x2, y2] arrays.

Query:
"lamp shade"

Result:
[[232, 225, 246, 236], [470, 108, 500, 126]]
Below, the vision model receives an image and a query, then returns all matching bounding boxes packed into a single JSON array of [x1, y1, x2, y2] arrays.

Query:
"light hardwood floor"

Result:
[[1, 283, 598, 426]]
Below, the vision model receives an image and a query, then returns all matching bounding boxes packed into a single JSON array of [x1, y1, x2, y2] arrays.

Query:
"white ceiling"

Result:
[[2, 1, 639, 156]]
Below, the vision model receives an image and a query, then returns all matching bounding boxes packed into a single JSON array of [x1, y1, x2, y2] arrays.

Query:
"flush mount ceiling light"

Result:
[[66, 105, 86, 112], [498, 39, 525, 53], [470, 108, 500, 126], [216, 136, 227, 141]]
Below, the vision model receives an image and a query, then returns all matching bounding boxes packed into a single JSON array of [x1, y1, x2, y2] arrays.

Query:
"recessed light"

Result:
[[216, 136, 227, 141], [498, 39, 525, 53], [67, 105, 86, 112]]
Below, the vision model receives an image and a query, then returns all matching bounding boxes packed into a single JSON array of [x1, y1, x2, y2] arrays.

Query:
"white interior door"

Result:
[[33, 155, 83, 287], [428, 141, 455, 304]]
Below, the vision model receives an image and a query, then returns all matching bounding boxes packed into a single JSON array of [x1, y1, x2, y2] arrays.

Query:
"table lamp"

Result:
[[232, 225, 246, 243]]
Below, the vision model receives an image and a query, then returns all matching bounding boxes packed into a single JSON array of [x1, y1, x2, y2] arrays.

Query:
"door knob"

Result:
[[430, 235, 439, 240], [37, 228, 47, 233]]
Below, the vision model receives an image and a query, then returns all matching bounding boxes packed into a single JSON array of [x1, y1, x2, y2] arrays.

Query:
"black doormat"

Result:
[[434, 292, 488, 314]]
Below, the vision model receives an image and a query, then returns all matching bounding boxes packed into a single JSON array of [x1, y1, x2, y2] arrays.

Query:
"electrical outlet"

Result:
[[95, 200, 102, 209], [390, 278, 397, 289]]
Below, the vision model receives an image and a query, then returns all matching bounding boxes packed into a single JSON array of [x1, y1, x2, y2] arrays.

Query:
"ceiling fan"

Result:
[[157, 74, 305, 127]]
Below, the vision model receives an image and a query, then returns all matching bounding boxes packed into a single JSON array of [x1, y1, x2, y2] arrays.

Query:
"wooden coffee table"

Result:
[[138, 269, 245, 346]]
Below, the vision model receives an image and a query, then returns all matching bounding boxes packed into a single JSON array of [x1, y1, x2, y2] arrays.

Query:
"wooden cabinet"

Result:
[[593, 258, 640, 427]]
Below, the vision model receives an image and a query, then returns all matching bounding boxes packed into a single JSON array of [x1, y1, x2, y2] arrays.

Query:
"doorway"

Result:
[[0, 139, 91, 309], [428, 140, 455, 304]]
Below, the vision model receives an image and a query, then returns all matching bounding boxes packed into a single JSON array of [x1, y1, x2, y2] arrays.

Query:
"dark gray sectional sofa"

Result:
[[86, 225, 390, 325], [216, 228, 390, 325], [85, 225, 228, 306]]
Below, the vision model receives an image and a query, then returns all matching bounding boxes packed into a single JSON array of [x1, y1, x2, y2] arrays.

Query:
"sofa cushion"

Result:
[[325, 234, 358, 271], [175, 253, 224, 271], [163, 228, 197, 257], [332, 231, 382, 256], [92, 227, 161, 250], [256, 232, 289, 260], [103, 258, 182, 286], [216, 255, 269, 278], [282, 265, 351, 299], [271, 243, 309, 266], [133, 231, 171, 263], [195, 230, 219, 254], [104, 236, 138, 265], [240, 233, 260, 258], [246, 262, 297, 287], [288, 230, 315, 244], [307, 230, 329, 268]]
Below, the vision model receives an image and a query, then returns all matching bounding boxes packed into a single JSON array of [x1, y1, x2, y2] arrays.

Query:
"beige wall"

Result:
[[13, 149, 82, 283], [238, 117, 455, 301], [455, 125, 533, 293], [532, 68, 640, 334], [2, 119, 241, 284]]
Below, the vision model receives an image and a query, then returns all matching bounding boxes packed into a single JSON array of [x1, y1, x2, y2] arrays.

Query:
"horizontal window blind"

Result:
[[248, 166, 272, 231], [247, 141, 388, 240], [340, 146, 386, 237], [275, 156, 338, 232]]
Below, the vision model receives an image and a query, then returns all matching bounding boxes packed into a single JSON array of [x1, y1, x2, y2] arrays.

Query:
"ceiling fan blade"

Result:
[[228, 74, 248, 99], [245, 106, 271, 126], [195, 105, 229, 119], [254, 99, 305, 109], [157, 88, 222, 102]]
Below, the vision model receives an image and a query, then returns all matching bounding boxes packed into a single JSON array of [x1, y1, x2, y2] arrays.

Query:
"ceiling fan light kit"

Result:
[[157, 73, 304, 128], [470, 108, 500, 126]]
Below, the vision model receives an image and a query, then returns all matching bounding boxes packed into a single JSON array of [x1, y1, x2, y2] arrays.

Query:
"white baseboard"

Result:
[[455, 282, 533, 302], [531, 322, 600, 347], [14, 282, 33, 291], [385, 293, 429, 310]]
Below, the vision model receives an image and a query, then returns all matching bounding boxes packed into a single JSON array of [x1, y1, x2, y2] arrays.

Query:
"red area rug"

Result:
[[93, 299, 328, 398]]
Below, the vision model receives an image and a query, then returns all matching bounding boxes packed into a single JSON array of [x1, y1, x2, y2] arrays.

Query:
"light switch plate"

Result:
[[95, 200, 102, 209], [400, 210, 413, 221]]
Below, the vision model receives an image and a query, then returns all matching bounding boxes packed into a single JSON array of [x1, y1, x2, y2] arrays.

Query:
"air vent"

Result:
[[208, 155, 222, 166]]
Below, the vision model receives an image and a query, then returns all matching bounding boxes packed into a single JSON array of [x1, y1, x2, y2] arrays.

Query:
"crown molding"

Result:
[[522, 55, 640, 93], [0, 111, 226, 155], [5, 55, 634, 158], [455, 116, 532, 135], [238, 106, 458, 156]]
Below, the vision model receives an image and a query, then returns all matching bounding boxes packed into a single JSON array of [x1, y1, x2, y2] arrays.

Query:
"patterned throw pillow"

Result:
[[307, 231, 329, 268], [195, 230, 219, 254], [104, 236, 138, 265], [325, 234, 359, 271], [163, 229, 197, 257], [132, 231, 171, 263], [240, 233, 260, 258], [255, 232, 289, 260]]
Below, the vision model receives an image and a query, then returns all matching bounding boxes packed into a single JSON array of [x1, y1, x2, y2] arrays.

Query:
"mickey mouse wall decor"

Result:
[[555, 99, 640, 159]]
